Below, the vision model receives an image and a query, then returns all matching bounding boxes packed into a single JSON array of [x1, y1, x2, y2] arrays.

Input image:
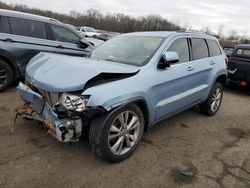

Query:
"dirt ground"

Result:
[[0, 86, 250, 188]]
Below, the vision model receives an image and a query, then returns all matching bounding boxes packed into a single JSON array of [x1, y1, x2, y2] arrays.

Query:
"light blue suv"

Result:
[[17, 31, 227, 162]]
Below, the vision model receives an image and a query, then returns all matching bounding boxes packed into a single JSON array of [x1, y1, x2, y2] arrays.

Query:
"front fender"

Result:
[[86, 90, 147, 111]]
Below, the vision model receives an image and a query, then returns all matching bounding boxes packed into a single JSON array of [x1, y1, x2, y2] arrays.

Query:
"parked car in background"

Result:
[[17, 31, 227, 162], [227, 44, 250, 89], [79, 26, 99, 37], [0, 9, 99, 91], [96, 30, 120, 40], [223, 46, 234, 58], [86, 37, 106, 47]]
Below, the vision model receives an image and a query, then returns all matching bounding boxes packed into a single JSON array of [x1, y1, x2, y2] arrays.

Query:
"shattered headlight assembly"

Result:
[[58, 93, 89, 112]]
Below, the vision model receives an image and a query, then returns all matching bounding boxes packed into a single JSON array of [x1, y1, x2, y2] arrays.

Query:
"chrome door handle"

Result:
[[3, 38, 14, 42], [186, 67, 194, 71], [56, 45, 64, 49]]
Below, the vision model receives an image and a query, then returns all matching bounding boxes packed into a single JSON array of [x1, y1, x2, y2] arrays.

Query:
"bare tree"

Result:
[[228, 30, 238, 40], [0, 1, 182, 33], [217, 24, 224, 39]]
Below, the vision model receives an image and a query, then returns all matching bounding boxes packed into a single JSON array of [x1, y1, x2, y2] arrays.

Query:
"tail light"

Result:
[[240, 81, 248, 87]]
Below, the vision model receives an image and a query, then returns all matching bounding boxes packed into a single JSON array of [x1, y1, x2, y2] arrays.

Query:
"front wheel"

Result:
[[89, 104, 144, 162], [0, 60, 14, 92], [199, 82, 223, 116]]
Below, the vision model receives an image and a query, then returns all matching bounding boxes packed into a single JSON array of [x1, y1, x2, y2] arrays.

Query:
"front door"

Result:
[[153, 37, 210, 121]]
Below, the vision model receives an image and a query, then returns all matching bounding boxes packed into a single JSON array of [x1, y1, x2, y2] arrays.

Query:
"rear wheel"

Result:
[[0, 60, 14, 92], [89, 104, 144, 162], [199, 82, 223, 116]]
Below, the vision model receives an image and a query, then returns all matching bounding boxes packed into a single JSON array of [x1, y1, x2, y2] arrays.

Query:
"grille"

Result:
[[38, 89, 60, 106], [26, 81, 60, 106]]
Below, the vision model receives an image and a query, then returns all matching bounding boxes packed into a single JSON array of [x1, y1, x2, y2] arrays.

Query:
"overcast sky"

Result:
[[3, 0, 249, 36]]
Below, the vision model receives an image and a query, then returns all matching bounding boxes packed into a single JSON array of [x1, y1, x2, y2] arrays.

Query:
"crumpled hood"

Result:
[[26, 53, 139, 92]]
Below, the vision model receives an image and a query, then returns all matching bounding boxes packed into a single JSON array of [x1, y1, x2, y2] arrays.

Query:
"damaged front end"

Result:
[[16, 82, 100, 143]]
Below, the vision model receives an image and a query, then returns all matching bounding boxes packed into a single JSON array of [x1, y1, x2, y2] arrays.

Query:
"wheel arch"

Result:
[[215, 74, 227, 86], [106, 98, 150, 131]]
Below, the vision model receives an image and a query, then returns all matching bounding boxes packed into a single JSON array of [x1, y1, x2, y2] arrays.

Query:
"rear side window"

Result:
[[236, 48, 250, 57], [167, 38, 190, 63], [0, 16, 10, 34], [191, 38, 209, 60], [51, 24, 80, 44], [207, 40, 221, 56], [9, 17, 47, 39]]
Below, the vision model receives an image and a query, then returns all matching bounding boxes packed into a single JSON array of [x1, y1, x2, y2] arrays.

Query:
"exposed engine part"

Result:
[[15, 104, 82, 142], [55, 118, 82, 142]]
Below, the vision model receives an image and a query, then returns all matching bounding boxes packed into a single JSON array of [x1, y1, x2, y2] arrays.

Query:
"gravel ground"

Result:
[[0, 86, 250, 188]]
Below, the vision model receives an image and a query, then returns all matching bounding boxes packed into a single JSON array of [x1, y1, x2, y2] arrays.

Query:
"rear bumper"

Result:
[[17, 82, 83, 142], [228, 79, 248, 87]]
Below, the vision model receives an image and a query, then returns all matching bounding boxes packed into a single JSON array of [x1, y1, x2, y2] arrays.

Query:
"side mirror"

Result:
[[158, 51, 179, 69], [78, 38, 94, 48]]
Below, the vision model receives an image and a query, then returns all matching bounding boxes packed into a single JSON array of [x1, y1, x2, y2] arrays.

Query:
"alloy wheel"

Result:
[[108, 111, 141, 155], [0, 67, 7, 88], [210, 87, 222, 113]]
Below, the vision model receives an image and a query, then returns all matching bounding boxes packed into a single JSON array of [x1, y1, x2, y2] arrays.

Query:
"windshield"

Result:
[[85, 27, 97, 32], [90, 36, 164, 66]]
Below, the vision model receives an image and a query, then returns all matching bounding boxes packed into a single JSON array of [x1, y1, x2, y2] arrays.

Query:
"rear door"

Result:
[[189, 37, 214, 99], [49, 24, 89, 57]]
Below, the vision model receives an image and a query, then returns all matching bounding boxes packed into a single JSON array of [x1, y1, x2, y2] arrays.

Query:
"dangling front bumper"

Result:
[[16, 82, 82, 143]]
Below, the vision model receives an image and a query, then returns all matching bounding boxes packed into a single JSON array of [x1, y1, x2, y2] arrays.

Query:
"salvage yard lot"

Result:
[[0, 87, 250, 188]]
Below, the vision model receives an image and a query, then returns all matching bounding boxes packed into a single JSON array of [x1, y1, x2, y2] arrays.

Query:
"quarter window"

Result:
[[9, 17, 47, 39], [207, 40, 221, 57], [51, 24, 79, 44], [191, 38, 209, 60], [167, 38, 190, 63], [0, 16, 10, 34]]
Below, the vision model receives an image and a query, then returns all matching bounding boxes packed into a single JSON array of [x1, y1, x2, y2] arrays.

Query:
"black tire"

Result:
[[89, 104, 144, 162], [0, 60, 14, 92], [199, 82, 223, 116]]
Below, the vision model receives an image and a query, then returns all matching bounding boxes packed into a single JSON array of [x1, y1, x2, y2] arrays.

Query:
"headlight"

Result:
[[59, 93, 89, 112]]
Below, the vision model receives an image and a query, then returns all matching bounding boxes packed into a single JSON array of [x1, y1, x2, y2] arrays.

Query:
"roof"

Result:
[[121, 31, 216, 39], [0, 9, 60, 23], [235, 44, 250, 49], [123, 31, 175, 38]]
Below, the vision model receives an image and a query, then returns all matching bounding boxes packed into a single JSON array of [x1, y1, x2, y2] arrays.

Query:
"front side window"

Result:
[[207, 40, 221, 57], [9, 17, 47, 39], [51, 24, 80, 44], [91, 36, 164, 66], [191, 38, 209, 60], [0, 16, 10, 34], [167, 38, 190, 63]]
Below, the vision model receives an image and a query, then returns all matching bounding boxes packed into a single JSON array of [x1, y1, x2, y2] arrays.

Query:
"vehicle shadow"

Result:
[[225, 84, 250, 96]]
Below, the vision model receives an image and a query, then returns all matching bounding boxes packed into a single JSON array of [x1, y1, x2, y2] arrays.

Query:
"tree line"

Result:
[[0, 2, 182, 33], [0, 2, 249, 47]]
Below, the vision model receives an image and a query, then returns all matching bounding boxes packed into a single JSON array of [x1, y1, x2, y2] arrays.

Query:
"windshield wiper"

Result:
[[104, 58, 118, 62], [93, 35, 109, 41]]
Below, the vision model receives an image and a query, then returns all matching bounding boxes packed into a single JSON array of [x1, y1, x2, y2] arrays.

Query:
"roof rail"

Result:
[[176, 30, 206, 34], [49, 18, 61, 23]]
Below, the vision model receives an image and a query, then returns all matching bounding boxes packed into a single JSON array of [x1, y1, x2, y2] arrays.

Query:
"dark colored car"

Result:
[[0, 9, 96, 91], [227, 44, 250, 89], [223, 46, 234, 58]]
